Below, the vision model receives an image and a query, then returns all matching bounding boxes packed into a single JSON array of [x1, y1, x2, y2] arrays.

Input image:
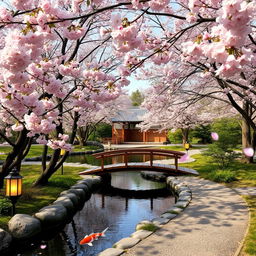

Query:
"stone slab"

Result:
[[160, 213, 177, 220], [152, 217, 169, 225], [98, 248, 124, 256], [130, 230, 153, 240], [114, 237, 140, 250]]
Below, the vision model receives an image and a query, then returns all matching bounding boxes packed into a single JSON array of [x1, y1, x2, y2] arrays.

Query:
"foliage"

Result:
[[0, 165, 84, 229], [211, 118, 242, 147], [204, 144, 240, 169], [130, 90, 144, 106], [137, 223, 159, 232], [242, 196, 256, 256], [167, 129, 194, 144], [95, 123, 112, 138], [0, 197, 12, 215], [88, 123, 112, 141], [167, 129, 183, 144], [208, 170, 237, 183], [191, 125, 212, 144], [203, 118, 242, 168]]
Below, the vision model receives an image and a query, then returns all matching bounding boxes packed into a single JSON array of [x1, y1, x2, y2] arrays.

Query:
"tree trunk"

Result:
[[241, 118, 253, 163], [33, 149, 61, 186], [181, 128, 189, 145], [33, 112, 79, 186], [0, 129, 28, 188], [241, 102, 254, 163]]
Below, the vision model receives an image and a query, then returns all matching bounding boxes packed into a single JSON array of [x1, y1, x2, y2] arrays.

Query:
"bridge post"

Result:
[[124, 152, 128, 168], [150, 152, 153, 167], [101, 156, 104, 171], [175, 155, 178, 171]]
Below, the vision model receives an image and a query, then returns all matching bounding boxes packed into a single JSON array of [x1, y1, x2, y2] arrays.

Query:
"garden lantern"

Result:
[[60, 149, 65, 175], [184, 142, 190, 152], [5, 167, 23, 216]]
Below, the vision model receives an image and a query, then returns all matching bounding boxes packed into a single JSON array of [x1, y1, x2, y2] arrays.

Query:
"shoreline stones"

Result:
[[0, 177, 102, 255], [0, 228, 12, 252], [99, 174, 192, 256], [8, 214, 41, 240]]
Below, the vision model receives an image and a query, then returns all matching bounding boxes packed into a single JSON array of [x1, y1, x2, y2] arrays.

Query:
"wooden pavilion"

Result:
[[111, 108, 167, 144]]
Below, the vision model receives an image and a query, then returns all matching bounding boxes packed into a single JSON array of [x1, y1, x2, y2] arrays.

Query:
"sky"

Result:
[[125, 76, 150, 95]]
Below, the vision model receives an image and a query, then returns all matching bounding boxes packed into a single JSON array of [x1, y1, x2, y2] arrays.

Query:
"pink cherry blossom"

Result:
[[243, 148, 254, 157], [179, 154, 189, 162], [211, 132, 219, 141]]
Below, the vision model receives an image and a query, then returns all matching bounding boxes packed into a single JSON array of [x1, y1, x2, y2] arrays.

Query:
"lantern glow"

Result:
[[4, 167, 23, 215], [5, 178, 22, 197]]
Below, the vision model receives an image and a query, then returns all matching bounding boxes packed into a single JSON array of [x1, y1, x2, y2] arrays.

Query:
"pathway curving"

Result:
[[125, 176, 249, 256]]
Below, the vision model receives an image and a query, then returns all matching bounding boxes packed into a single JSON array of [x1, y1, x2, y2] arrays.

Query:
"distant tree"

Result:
[[192, 125, 212, 144], [130, 90, 144, 106]]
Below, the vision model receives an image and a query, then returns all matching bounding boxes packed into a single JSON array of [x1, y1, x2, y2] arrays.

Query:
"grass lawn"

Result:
[[180, 154, 256, 256], [241, 196, 256, 256], [0, 165, 85, 229], [160, 145, 207, 151], [0, 144, 100, 161]]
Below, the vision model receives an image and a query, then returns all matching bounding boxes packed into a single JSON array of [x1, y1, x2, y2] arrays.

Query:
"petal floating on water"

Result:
[[40, 245, 47, 249], [243, 147, 254, 157], [211, 132, 219, 141]]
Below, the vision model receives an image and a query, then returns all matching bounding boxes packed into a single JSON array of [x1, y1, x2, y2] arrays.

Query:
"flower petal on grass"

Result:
[[179, 154, 189, 162]]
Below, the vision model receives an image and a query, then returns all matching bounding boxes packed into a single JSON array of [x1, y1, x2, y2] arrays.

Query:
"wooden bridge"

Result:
[[79, 148, 198, 176]]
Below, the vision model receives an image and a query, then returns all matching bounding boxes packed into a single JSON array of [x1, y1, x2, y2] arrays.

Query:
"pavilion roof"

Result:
[[111, 108, 147, 122]]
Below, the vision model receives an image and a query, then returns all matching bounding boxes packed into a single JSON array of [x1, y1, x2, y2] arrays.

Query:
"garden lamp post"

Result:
[[184, 142, 190, 153], [5, 167, 23, 216], [60, 149, 65, 175]]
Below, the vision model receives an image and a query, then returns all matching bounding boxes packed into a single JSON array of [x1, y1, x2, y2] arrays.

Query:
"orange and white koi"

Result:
[[79, 227, 109, 246]]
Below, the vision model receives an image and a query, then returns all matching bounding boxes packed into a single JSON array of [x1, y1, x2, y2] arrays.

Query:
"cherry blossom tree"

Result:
[[70, 94, 131, 146], [0, 0, 255, 187]]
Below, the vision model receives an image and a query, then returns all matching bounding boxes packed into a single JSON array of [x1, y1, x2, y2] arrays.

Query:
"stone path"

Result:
[[233, 187, 256, 196], [125, 176, 249, 256]]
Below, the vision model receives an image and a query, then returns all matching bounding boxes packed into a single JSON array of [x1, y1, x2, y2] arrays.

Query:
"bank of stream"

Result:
[[12, 168, 174, 256]]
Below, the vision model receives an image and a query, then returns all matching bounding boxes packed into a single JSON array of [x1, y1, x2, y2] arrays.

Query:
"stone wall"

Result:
[[0, 177, 102, 255], [98, 174, 192, 256]]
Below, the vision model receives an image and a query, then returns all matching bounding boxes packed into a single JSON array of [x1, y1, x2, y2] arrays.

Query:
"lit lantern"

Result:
[[60, 149, 65, 156], [60, 149, 65, 175], [5, 167, 23, 215], [184, 142, 190, 152]]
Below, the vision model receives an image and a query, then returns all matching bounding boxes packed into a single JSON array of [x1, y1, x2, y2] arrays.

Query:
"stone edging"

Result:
[[98, 175, 192, 256], [0, 177, 102, 255]]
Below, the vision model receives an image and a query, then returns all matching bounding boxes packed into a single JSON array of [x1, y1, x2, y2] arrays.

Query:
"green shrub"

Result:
[[211, 117, 241, 147], [208, 170, 237, 183], [191, 125, 212, 144], [167, 129, 183, 143], [0, 197, 12, 215], [204, 117, 241, 168], [204, 144, 241, 168]]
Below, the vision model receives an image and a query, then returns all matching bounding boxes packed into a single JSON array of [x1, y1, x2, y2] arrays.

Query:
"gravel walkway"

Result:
[[125, 177, 249, 256]]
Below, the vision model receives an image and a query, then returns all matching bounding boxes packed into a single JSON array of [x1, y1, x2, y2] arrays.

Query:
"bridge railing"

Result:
[[93, 148, 185, 172]]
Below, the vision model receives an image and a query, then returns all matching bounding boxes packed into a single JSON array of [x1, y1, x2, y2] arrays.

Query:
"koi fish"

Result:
[[79, 227, 109, 246]]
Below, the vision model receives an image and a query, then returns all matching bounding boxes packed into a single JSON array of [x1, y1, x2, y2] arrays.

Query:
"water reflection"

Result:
[[66, 154, 172, 166], [13, 172, 174, 256]]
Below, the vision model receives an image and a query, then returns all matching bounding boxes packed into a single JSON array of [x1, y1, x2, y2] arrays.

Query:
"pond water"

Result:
[[13, 171, 175, 256], [66, 153, 172, 166]]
